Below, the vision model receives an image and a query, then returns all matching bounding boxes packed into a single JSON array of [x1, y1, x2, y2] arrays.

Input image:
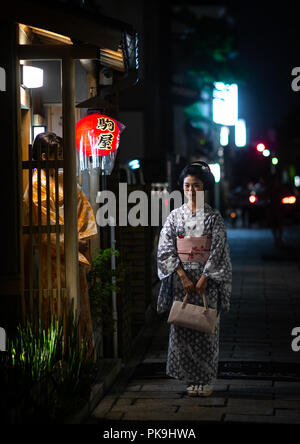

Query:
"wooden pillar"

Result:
[[61, 57, 79, 319]]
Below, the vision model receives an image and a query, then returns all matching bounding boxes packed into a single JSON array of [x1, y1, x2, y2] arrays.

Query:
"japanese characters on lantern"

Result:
[[75, 113, 125, 173]]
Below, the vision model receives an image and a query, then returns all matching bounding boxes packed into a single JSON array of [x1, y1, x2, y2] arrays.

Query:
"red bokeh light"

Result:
[[281, 196, 296, 204], [256, 143, 265, 152]]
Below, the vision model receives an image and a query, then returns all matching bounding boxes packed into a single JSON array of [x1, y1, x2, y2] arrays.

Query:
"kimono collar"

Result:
[[184, 202, 213, 215]]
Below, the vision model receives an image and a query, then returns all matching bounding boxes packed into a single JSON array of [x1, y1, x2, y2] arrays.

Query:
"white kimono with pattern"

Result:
[[157, 203, 232, 385]]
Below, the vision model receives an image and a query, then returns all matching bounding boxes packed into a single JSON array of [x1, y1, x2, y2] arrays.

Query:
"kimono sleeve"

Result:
[[202, 210, 232, 313], [77, 185, 98, 265], [77, 185, 98, 240], [156, 211, 180, 314], [157, 211, 180, 280]]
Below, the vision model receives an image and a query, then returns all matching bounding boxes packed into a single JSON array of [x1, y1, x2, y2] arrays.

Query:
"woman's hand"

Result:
[[180, 274, 195, 295], [176, 265, 194, 294], [195, 275, 208, 295]]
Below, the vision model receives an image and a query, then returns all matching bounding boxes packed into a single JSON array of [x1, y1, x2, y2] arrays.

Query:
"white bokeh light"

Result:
[[213, 82, 238, 126]]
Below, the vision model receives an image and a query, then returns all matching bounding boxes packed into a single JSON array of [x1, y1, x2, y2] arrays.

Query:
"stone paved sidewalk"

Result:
[[88, 227, 300, 424]]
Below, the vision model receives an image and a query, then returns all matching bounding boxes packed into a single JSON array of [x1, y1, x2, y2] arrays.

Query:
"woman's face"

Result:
[[183, 175, 204, 202]]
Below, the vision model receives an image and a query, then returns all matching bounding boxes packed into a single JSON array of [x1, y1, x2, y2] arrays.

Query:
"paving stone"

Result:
[[227, 386, 274, 398], [130, 378, 181, 385], [274, 393, 300, 401], [91, 396, 118, 418], [122, 408, 225, 422], [119, 391, 182, 399], [126, 384, 143, 391], [274, 409, 300, 420], [174, 397, 226, 407], [264, 399, 300, 409], [110, 402, 178, 416], [227, 399, 273, 415], [129, 398, 183, 408], [104, 412, 125, 420], [274, 382, 300, 390], [138, 384, 186, 392], [224, 414, 300, 424], [226, 380, 273, 387], [212, 384, 229, 391]]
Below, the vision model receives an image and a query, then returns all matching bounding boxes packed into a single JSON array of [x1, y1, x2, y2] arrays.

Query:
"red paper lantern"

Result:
[[76, 113, 124, 157]]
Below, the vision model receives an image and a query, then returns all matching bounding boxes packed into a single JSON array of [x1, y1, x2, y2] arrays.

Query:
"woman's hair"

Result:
[[32, 132, 63, 160], [178, 161, 215, 191]]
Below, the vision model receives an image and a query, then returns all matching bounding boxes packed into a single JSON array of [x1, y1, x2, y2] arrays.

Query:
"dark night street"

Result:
[[2, 0, 300, 428], [87, 225, 300, 424]]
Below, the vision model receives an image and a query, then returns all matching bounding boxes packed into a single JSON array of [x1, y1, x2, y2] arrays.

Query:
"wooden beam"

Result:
[[5, 0, 123, 51], [61, 57, 80, 320], [17, 44, 99, 60]]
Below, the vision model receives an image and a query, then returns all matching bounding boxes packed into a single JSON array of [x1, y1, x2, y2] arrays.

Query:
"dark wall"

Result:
[[0, 22, 20, 280]]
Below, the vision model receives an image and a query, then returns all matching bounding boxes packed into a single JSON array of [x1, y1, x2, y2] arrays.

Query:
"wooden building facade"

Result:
[[0, 0, 143, 362]]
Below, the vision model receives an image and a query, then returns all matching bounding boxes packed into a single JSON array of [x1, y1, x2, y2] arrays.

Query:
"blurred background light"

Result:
[[281, 196, 296, 204], [271, 157, 279, 165], [213, 82, 238, 126], [220, 126, 229, 146], [249, 195, 257, 203], [262, 149, 270, 157], [128, 159, 140, 170], [208, 163, 221, 183], [294, 176, 300, 187], [235, 118, 246, 147], [256, 143, 265, 152], [33, 126, 46, 140]]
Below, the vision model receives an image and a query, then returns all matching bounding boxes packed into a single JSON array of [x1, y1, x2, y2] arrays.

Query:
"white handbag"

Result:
[[167, 292, 217, 334]]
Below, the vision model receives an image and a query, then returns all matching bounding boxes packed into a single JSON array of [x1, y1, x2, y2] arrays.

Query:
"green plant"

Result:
[[0, 314, 96, 423], [10, 318, 62, 382], [87, 248, 125, 334]]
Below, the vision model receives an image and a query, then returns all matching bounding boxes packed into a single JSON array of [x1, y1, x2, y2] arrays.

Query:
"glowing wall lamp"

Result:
[[213, 82, 238, 126], [21, 65, 44, 89], [235, 119, 246, 147], [208, 163, 221, 183]]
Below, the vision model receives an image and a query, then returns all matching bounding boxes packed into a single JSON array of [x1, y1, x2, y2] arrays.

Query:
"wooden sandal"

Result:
[[197, 384, 213, 397], [186, 384, 199, 396]]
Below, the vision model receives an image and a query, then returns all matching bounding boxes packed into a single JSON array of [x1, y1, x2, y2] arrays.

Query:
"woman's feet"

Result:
[[186, 384, 199, 396], [186, 384, 213, 397], [197, 384, 213, 397]]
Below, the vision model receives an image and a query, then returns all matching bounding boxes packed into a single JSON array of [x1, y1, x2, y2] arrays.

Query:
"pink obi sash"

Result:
[[176, 235, 212, 263]]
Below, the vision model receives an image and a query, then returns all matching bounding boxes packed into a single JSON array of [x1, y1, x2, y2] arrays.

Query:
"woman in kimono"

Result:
[[157, 161, 232, 397], [23, 132, 98, 351]]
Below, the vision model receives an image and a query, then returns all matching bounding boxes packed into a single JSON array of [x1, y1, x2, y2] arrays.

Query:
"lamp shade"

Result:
[[22, 65, 43, 88], [76, 113, 125, 157]]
